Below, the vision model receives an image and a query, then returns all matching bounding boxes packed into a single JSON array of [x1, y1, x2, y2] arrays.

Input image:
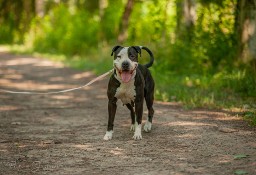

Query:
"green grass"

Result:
[[152, 67, 255, 106], [243, 111, 256, 126]]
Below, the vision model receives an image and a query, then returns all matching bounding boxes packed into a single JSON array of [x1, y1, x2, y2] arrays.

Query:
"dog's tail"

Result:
[[140, 46, 154, 68]]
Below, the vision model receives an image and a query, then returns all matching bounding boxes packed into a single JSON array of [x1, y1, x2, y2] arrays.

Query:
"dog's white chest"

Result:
[[115, 79, 136, 105]]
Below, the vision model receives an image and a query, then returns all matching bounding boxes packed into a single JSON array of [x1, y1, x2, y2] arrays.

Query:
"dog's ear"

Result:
[[111, 45, 122, 56], [131, 46, 141, 57]]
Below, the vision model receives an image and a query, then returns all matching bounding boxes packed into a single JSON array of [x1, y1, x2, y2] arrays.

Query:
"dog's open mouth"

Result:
[[115, 66, 137, 83]]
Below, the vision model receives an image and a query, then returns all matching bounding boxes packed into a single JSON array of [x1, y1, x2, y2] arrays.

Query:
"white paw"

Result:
[[103, 130, 113, 140], [144, 121, 152, 132], [133, 124, 142, 140], [130, 124, 135, 131]]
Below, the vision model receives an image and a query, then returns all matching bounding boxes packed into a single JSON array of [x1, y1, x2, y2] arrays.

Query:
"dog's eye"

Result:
[[117, 56, 121, 59], [130, 55, 135, 59]]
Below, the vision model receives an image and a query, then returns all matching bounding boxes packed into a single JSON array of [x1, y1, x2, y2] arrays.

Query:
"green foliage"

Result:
[[234, 154, 249, 160], [100, 0, 123, 42], [218, 69, 256, 97], [195, 1, 236, 69], [26, 4, 99, 55], [234, 170, 248, 175], [243, 111, 256, 126], [0, 24, 14, 43], [128, 0, 176, 44]]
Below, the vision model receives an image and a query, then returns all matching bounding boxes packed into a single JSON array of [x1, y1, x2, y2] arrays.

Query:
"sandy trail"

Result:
[[0, 51, 255, 175]]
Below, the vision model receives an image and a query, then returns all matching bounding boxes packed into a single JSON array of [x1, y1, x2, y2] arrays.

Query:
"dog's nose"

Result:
[[122, 61, 130, 70]]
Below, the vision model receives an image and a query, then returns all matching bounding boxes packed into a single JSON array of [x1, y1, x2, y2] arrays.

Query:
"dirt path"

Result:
[[0, 50, 255, 175]]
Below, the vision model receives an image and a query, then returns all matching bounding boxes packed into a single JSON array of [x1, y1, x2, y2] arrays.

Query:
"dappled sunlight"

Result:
[[154, 109, 164, 115], [120, 122, 131, 128], [110, 147, 124, 156], [0, 144, 9, 152], [191, 110, 225, 116], [0, 76, 94, 92], [0, 105, 21, 111], [4, 57, 39, 66], [155, 101, 182, 107], [49, 76, 65, 82], [72, 72, 93, 79], [50, 95, 74, 100], [2, 56, 63, 68], [34, 60, 63, 68], [217, 155, 233, 164], [3, 74, 23, 80], [192, 110, 243, 122], [154, 109, 185, 118], [214, 117, 241, 121], [41, 116, 60, 123], [96, 94, 107, 99], [163, 121, 216, 127], [0, 149, 8, 152], [72, 144, 93, 150], [17, 144, 28, 148], [0, 79, 79, 90], [176, 133, 199, 139]]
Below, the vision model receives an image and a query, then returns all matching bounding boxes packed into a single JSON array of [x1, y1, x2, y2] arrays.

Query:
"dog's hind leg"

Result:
[[126, 103, 136, 131], [144, 90, 154, 132]]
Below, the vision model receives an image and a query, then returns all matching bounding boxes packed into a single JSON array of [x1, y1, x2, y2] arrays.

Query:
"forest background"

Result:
[[0, 0, 255, 123]]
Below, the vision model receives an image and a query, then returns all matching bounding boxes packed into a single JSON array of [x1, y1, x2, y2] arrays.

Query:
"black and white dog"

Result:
[[104, 46, 155, 140]]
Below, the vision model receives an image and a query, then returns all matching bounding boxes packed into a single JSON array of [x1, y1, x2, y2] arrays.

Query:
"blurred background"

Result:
[[0, 0, 255, 111]]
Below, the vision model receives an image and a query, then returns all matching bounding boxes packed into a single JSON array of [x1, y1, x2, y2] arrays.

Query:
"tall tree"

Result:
[[35, 0, 45, 17], [99, 0, 108, 43], [236, 0, 256, 67], [176, 0, 196, 41], [22, 0, 35, 33], [117, 0, 135, 44], [99, 0, 108, 19], [0, 0, 35, 43]]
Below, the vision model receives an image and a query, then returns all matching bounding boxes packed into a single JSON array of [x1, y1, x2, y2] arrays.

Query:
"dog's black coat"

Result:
[[107, 46, 155, 132]]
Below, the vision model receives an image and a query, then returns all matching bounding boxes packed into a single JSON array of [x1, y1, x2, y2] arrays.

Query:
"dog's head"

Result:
[[111, 46, 141, 83]]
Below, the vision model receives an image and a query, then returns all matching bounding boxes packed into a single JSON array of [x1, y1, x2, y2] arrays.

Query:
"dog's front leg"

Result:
[[104, 98, 117, 140], [133, 98, 143, 140]]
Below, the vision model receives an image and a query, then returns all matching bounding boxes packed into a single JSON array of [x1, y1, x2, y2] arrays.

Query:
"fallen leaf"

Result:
[[234, 154, 249, 160], [234, 170, 248, 174], [42, 140, 54, 144]]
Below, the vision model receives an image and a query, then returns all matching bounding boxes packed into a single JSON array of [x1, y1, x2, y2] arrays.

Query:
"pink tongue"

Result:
[[121, 72, 132, 83]]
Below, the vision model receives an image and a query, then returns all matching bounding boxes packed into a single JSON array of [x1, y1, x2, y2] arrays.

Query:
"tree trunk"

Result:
[[162, 0, 171, 40], [35, 0, 44, 17], [98, 0, 108, 45], [22, 0, 35, 32], [176, 0, 196, 41], [236, 0, 256, 66], [99, 0, 108, 19], [117, 0, 135, 44]]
